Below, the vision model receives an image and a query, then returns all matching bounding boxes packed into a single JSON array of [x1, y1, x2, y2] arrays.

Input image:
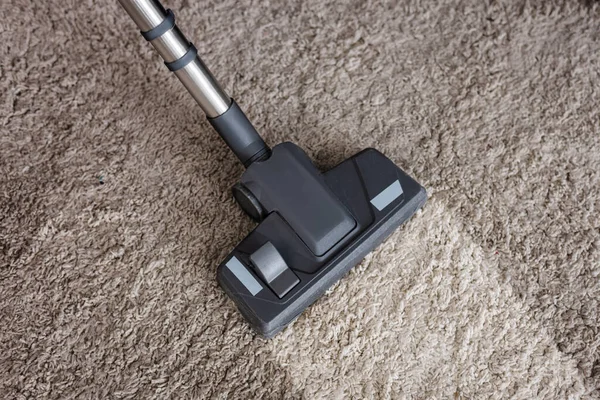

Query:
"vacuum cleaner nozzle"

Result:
[[218, 143, 426, 337]]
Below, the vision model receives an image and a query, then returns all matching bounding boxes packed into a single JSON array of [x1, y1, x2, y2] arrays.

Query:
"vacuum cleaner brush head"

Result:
[[218, 143, 426, 337]]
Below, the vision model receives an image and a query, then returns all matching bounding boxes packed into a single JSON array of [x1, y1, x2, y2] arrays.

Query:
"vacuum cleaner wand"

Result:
[[118, 0, 270, 166], [117, 0, 427, 338]]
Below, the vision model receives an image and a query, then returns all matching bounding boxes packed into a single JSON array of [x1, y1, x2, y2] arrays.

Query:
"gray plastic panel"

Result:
[[241, 143, 356, 256]]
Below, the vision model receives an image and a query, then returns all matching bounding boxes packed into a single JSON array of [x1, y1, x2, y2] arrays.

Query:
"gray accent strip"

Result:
[[141, 9, 175, 41], [370, 180, 403, 211], [165, 44, 197, 71], [226, 257, 263, 296]]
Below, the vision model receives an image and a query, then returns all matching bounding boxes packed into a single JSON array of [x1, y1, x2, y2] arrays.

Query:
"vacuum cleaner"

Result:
[[117, 0, 427, 337]]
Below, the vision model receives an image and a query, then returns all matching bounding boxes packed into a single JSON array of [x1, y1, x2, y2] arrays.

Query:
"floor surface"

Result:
[[2, 0, 599, 398]]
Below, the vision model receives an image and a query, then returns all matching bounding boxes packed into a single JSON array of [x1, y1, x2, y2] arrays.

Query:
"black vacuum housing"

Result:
[[218, 142, 426, 337]]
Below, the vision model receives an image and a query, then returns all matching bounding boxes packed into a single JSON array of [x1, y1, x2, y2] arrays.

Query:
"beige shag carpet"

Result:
[[2, 0, 599, 398]]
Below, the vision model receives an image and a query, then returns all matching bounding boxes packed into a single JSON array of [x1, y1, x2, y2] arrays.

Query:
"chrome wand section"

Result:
[[117, 0, 270, 166], [118, 0, 230, 117]]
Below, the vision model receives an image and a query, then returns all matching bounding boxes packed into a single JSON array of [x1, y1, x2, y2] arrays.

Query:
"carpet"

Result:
[[1, 0, 599, 398]]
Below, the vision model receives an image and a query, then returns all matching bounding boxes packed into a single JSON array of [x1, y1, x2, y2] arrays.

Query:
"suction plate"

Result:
[[218, 143, 427, 337]]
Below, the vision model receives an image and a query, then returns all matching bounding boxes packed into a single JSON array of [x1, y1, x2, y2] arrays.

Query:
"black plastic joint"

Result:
[[208, 100, 271, 168], [164, 45, 197, 72], [141, 9, 175, 41]]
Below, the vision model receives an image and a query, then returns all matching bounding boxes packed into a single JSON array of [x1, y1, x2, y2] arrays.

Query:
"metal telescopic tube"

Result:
[[117, 0, 271, 166], [117, 0, 230, 118]]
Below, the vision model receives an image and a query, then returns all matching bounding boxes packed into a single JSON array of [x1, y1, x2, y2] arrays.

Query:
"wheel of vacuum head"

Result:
[[232, 182, 265, 222]]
